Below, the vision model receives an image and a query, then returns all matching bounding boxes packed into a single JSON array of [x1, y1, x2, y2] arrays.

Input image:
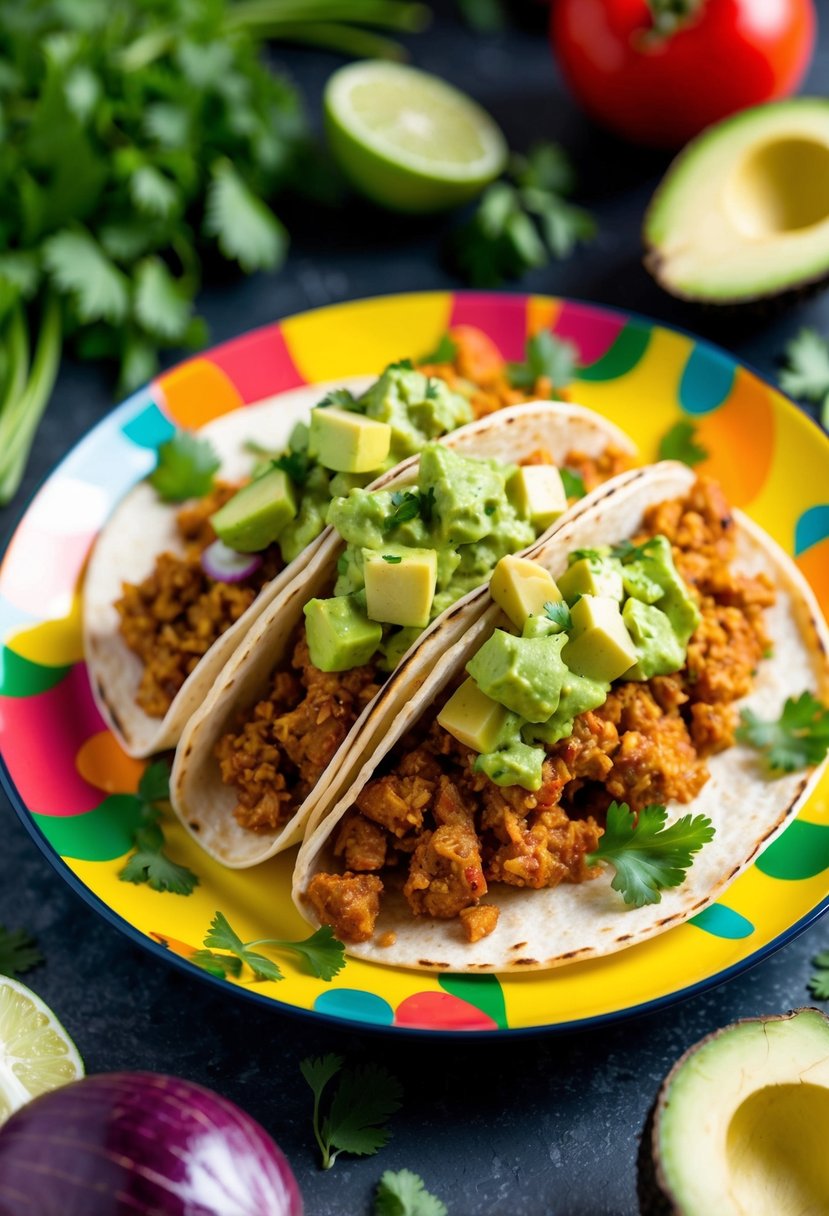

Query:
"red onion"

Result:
[[201, 539, 263, 583], [0, 1072, 303, 1216]]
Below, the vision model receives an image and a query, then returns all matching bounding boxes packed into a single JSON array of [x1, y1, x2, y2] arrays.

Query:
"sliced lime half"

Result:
[[325, 62, 508, 213], [0, 977, 84, 1125]]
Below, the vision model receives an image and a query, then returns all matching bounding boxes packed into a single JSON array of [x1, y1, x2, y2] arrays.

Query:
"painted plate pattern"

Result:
[[2, 291, 829, 1036]]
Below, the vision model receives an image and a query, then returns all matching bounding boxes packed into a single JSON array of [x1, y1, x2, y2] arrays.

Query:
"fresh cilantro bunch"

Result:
[[451, 143, 596, 287], [737, 692, 829, 775], [587, 801, 715, 907], [0, 0, 427, 503], [301, 1054, 403, 1170]]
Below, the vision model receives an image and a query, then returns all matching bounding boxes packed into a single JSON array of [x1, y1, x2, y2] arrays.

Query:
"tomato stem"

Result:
[[645, 0, 705, 38]]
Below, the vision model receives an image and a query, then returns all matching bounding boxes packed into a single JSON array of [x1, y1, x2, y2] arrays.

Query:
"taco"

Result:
[[86, 332, 629, 758], [292, 463, 829, 972], [169, 399, 639, 866]]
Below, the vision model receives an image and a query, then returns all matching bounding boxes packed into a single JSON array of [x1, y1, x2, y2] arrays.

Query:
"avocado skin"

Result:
[[636, 1008, 829, 1215]]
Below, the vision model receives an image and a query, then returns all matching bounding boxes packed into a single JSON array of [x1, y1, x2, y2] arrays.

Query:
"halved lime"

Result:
[[325, 62, 508, 213], [0, 978, 84, 1125]]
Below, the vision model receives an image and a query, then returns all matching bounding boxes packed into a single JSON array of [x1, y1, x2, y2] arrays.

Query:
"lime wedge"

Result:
[[0, 978, 84, 1125], [325, 62, 508, 213]]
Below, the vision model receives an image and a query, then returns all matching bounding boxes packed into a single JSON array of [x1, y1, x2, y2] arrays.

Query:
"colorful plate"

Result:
[[3, 291, 829, 1036]]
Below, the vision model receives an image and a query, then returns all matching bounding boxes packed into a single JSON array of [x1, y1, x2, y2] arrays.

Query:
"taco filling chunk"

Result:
[[213, 433, 628, 835], [303, 477, 778, 945], [116, 344, 632, 720]]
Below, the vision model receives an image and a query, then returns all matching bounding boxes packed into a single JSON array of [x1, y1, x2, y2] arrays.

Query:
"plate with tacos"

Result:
[[3, 291, 829, 1036]]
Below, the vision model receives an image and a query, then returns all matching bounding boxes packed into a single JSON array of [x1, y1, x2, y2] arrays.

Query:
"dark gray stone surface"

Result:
[[2, 5, 829, 1214]]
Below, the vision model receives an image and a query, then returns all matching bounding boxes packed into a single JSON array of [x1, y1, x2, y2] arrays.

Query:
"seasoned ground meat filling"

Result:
[[216, 633, 380, 832], [305, 478, 775, 945], [116, 484, 284, 718]]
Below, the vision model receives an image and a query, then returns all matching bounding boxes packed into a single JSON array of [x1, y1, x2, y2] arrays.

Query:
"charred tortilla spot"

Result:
[[418, 960, 449, 969], [514, 958, 538, 966], [510, 942, 527, 950], [615, 934, 632, 943]]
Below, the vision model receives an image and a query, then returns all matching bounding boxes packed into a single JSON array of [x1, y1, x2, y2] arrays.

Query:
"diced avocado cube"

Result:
[[622, 598, 686, 681], [363, 544, 437, 628], [490, 554, 562, 630], [311, 407, 392, 474], [437, 677, 511, 754], [304, 594, 382, 672], [563, 594, 637, 683], [558, 556, 624, 604], [508, 465, 568, 529], [210, 466, 297, 553], [466, 630, 567, 723]]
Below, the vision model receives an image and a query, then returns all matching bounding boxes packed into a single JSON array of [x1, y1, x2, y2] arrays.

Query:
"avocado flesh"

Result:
[[645, 99, 829, 303], [650, 1008, 829, 1215]]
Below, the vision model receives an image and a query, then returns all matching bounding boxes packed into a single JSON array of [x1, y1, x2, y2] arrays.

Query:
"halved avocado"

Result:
[[639, 1007, 829, 1215], [644, 99, 829, 304]]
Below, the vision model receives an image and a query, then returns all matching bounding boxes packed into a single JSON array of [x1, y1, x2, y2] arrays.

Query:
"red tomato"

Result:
[[551, 0, 816, 147]]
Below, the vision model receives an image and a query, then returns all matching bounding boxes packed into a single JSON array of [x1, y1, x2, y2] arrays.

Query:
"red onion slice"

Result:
[[201, 539, 263, 583]]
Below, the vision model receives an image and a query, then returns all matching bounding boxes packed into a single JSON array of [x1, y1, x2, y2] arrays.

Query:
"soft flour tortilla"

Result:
[[85, 376, 376, 757], [170, 400, 638, 866], [292, 462, 829, 973]]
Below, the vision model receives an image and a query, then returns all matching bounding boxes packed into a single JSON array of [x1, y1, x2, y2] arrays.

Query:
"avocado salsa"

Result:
[[304, 477, 777, 948], [116, 331, 634, 720]]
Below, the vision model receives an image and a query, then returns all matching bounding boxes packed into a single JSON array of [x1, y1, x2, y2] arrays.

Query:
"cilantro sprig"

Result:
[[610, 537, 660, 565], [301, 1054, 403, 1170], [587, 801, 715, 907], [148, 432, 220, 502], [384, 487, 436, 533], [191, 911, 345, 982], [507, 330, 578, 393], [0, 925, 43, 979], [780, 329, 829, 428], [736, 691, 829, 775], [544, 600, 572, 631], [317, 388, 358, 411], [560, 468, 586, 500], [451, 144, 596, 287], [420, 333, 458, 364], [119, 762, 199, 895], [808, 951, 829, 1001], [375, 1170, 448, 1216], [658, 419, 709, 467]]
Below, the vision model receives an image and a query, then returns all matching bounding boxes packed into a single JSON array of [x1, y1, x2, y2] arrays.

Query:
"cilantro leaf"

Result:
[[560, 468, 585, 500], [0, 925, 43, 978], [118, 760, 199, 896], [274, 450, 313, 486], [610, 537, 660, 565], [317, 388, 357, 411], [387, 358, 414, 372], [190, 949, 242, 980], [425, 378, 439, 401], [507, 331, 577, 392], [129, 165, 180, 219], [544, 600, 572, 630], [659, 420, 708, 467], [808, 952, 829, 1001], [120, 848, 199, 895], [375, 1170, 447, 1216], [148, 432, 220, 502], [420, 333, 458, 364], [43, 229, 129, 324], [383, 554, 402, 564], [779, 329, 829, 402], [736, 691, 829, 774], [301, 1056, 402, 1170], [384, 491, 422, 532], [587, 802, 715, 907], [205, 160, 287, 274], [195, 913, 345, 984], [133, 256, 193, 343], [419, 486, 436, 525]]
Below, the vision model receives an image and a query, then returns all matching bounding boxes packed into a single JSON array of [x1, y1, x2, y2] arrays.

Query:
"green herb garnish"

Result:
[[507, 331, 577, 392], [808, 951, 829, 1001], [451, 144, 596, 287], [383, 555, 402, 564], [425, 378, 439, 401], [375, 1170, 448, 1216], [610, 537, 660, 565], [387, 358, 414, 372], [147, 432, 220, 502], [780, 329, 829, 427], [301, 1054, 403, 1171], [0, 925, 43, 979], [586, 801, 715, 907], [191, 911, 345, 982], [273, 450, 313, 486], [384, 488, 435, 532], [659, 419, 709, 467], [420, 333, 458, 364], [119, 762, 199, 895], [560, 468, 586, 500], [317, 388, 357, 411], [736, 691, 829, 775], [544, 600, 572, 630]]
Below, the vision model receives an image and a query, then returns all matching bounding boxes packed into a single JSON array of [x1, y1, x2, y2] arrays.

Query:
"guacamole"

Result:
[[305, 443, 538, 673], [456, 539, 700, 790]]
